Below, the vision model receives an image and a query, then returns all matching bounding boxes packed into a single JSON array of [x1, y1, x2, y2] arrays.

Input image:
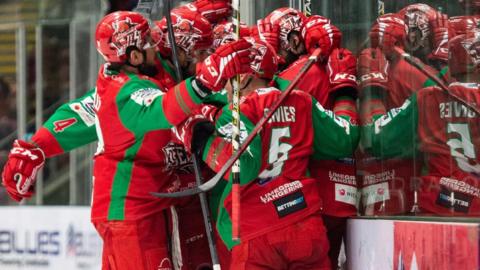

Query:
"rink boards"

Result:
[[347, 217, 480, 270]]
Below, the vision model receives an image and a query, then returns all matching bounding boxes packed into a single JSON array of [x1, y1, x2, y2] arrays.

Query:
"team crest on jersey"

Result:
[[130, 88, 164, 106], [162, 142, 193, 173], [111, 17, 142, 56]]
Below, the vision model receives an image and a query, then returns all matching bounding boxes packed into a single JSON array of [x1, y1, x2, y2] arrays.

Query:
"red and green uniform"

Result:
[[274, 56, 359, 267], [357, 58, 448, 216], [274, 57, 359, 217], [363, 83, 480, 215], [201, 87, 359, 250], [92, 63, 205, 221]]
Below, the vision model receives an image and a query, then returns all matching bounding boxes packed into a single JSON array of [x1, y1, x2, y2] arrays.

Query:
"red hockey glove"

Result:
[[327, 48, 357, 93], [2, 140, 45, 202], [197, 105, 221, 122], [370, 14, 407, 57], [196, 39, 253, 92], [358, 48, 389, 92], [252, 19, 280, 52], [428, 11, 450, 63], [174, 115, 215, 156], [192, 0, 232, 24], [301, 15, 341, 58]]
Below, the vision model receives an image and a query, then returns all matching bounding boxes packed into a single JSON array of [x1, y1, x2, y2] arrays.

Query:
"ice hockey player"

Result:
[[361, 30, 480, 216], [1, 7, 222, 270], [173, 38, 359, 270], [2, 10, 253, 270], [357, 12, 449, 216]]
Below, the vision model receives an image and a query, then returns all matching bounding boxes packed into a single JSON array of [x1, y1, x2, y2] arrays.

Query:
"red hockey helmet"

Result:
[[212, 21, 251, 50], [450, 16, 480, 36], [246, 38, 278, 79], [95, 11, 155, 63], [264, 7, 307, 51], [449, 30, 480, 78], [156, 7, 213, 57], [398, 4, 436, 50]]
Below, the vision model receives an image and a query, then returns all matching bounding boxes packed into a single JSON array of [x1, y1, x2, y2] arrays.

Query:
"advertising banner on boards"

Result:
[[0, 206, 102, 270]]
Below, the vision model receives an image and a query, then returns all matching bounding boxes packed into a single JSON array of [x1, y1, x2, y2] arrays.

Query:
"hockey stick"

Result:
[[151, 48, 323, 198], [303, 0, 312, 17], [192, 155, 222, 270], [230, 0, 241, 242], [393, 46, 480, 116], [164, 0, 183, 81], [162, 0, 222, 267]]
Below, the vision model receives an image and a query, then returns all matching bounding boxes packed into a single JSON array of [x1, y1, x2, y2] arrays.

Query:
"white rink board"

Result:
[[0, 206, 102, 270], [347, 219, 394, 270]]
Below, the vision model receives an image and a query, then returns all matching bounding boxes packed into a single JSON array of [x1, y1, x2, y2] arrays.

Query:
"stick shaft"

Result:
[[192, 155, 222, 269], [231, 0, 241, 242], [394, 46, 480, 116]]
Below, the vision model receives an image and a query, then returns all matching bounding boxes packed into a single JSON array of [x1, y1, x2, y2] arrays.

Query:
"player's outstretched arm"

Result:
[[32, 89, 98, 157]]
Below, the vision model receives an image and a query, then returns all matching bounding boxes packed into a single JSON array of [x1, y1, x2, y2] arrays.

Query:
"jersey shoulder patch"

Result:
[[68, 95, 96, 127], [130, 88, 164, 106]]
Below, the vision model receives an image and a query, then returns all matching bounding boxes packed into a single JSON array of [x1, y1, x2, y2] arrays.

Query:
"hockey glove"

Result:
[[174, 115, 216, 157], [358, 48, 389, 92], [196, 39, 253, 92], [301, 15, 341, 58], [193, 0, 232, 24], [428, 11, 450, 63], [327, 48, 358, 93], [2, 140, 45, 202], [370, 14, 407, 57], [252, 19, 280, 52]]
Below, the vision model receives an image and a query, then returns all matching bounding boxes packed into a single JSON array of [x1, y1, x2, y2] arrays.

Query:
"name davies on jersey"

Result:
[[439, 101, 477, 119], [266, 106, 296, 124]]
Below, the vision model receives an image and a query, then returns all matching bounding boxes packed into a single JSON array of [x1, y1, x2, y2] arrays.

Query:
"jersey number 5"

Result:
[[447, 123, 480, 174], [258, 127, 293, 179]]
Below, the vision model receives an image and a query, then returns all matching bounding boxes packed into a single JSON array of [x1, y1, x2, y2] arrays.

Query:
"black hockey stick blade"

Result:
[[151, 48, 323, 198]]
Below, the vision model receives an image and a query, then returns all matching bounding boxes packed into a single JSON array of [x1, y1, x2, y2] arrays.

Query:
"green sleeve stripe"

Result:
[[422, 66, 449, 87], [273, 75, 291, 91], [185, 77, 203, 104], [117, 78, 172, 133], [108, 138, 143, 220]]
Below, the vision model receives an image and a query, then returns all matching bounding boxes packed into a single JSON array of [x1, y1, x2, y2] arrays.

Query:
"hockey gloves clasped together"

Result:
[[358, 48, 390, 91], [196, 39, 253, 92], [2, 140, 45, 202]]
